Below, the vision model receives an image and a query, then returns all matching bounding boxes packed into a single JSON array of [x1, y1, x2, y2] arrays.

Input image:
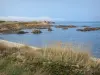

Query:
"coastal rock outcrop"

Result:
[[66, 25, 77, 28], [0, 21, 54, 34], [77, 27, 100, 32], [0, 24, 22, 34], [55, 25, 77, 29], [32, 29, 42, 34], [82, 26, 90, 27], [62, 27, 68, 30], [17, 31, 28, 34], [48, 28, 53, 31], [0, 28, 9, 32], [35, 25, 52, 29]]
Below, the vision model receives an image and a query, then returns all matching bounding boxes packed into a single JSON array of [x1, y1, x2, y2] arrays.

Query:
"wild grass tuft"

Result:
[[0, 43, 100, 75]]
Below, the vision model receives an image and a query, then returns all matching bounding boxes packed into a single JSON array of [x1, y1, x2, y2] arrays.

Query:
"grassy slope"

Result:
[[0, 43, 100, 75]]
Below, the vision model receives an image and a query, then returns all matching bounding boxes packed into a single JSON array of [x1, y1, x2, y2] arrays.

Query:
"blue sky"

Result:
[[0, 0, 100, 21]]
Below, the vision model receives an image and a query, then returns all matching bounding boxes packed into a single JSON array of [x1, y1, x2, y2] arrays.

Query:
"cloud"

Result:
[[0, 16, 65, 21]]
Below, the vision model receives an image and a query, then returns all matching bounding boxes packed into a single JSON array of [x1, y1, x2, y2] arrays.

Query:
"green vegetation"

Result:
[[0, 43, 100, 75], [0, 21, 5, 23]]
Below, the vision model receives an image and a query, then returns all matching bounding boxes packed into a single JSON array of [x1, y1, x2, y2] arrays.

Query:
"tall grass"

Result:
[[0, 43, 100, 75]]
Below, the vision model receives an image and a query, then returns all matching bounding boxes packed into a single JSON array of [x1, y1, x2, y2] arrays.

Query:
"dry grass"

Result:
[[0, 42, 100, 75]]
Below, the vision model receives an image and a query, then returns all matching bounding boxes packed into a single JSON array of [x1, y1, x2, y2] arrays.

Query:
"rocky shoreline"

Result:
[[77, 27, 100, 32], [0, 21, 54, 34], [0, 21, 100, 34]]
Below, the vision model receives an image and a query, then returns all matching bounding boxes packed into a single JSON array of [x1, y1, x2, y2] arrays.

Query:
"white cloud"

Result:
[[0, 16, 65, 21]]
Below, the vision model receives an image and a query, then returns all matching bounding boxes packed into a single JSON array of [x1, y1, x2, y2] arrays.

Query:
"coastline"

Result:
[[0, 40, 40, 50], [0, 39, 99, 60]]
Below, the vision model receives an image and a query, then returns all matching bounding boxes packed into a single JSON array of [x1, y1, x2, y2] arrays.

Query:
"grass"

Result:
[[0, 43, 100, 75]]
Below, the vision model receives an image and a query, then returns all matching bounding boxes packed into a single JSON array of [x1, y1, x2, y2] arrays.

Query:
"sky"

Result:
[[0, 0, 100, 21]]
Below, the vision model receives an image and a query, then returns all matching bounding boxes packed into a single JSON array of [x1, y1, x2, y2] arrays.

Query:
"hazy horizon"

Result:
[[0, 0, 100, 21]]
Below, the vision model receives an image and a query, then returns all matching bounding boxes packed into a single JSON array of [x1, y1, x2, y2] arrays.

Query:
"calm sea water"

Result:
[[0, 21, 100, 58]]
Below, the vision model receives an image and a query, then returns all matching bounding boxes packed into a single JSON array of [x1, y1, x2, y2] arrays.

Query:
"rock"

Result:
[[0, 27, 13, 34], [55, 25, 77, 28], [17, 31, 28, 34], [48, 28, 53, 31], [55, 25, 66, 28], [43, 21, 55, 24], [51, 22, 55, 24], [62, 27, 68, 30], [77, 27, 100, 32], [82, 26, 90, 27], [32, 29, 42, 34], [23, 24, 52, 29], [77, 29, 85, 31], [66, 25, 77, 28], [35, 25, 51, 29], [0, 28, 9, 32], [0, 24, 21, 33]]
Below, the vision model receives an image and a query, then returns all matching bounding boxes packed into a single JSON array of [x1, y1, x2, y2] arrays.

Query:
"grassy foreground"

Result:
[[0, 43, 100, 75]]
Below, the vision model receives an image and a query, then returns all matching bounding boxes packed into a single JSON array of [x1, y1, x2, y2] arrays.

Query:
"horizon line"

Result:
[[0, 16, 100, 22]]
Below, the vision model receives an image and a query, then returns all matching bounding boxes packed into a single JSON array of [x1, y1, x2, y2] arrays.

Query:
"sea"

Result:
[[0, 21, 100, 58]]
